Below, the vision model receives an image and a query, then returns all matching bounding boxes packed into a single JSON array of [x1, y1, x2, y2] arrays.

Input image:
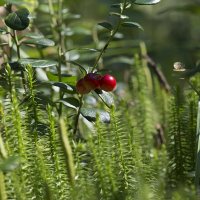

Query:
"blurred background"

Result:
[[63, 0, 200, 83]]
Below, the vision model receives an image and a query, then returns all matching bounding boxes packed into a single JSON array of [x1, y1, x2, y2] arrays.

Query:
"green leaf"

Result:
[[133, 0, 161, 5], [5, 8, 30, 30], [60, 76, 77, 85], [95, 90, 114, 108], [80, 108, 110, 123], [19, 59, 57, 68], [22, 38, 55, 47], [109, 12, 129, 19], [52, 82, 76, 94], [23, 32, 45, 39], [59, 97, 80, 109], [125, 3, 132, 8], [46, 72, 77, 85], [122, 22, 144, 30], [98, 22, 113, 31], [0, 156, 20, 173]]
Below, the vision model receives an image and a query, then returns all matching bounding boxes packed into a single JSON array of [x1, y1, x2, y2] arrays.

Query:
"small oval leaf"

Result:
[[19, 59, 58, 68], [22, 38, 55, 46], [59, 97, 80, 109], [52, 82, 76, 94], [98, 22, 113, 31], [5, 0, 32, 6], [133, 0, 161, 5], [95, 90, 114, 108], [46, 72, 77, 85], [66, 48, 100, 52], [109, 12, 129, 19], [80, 108, 110, 123], [5, 8, 30, 30], [122, 22, 144, 30], [23, 32, 44, 39]]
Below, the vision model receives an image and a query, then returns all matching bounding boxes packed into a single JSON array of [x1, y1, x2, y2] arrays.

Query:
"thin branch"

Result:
[[73, 95, 83, 135], [142, 54, 171, 92]]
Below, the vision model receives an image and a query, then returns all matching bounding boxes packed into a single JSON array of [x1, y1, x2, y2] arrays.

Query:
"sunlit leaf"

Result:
[[66, 47, 100, 53], [94, 90, 114, 108], [22, 38, 55, 46], [23, 32, 44, 39], [46, 72, 77, 85], [58, 97, 80, 109], [122, 22, 144, 30], [109, 12, 129, 19], [133, 0, 161, 5], [80, 108, 110, 123], [4, 0, 33, 5], [52, 82, 76, 94], [19, 59, 57, 68]]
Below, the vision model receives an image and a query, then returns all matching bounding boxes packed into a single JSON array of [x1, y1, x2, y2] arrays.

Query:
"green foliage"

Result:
[[0, 0, 198, 199], [5, 8, 30, 30], [166, 86, 198, 198]]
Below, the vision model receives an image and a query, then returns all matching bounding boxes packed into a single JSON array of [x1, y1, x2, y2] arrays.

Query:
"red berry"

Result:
[[100, 74, 116, 92], [84, 73, 102, 90], [76, 78, 90, 94]]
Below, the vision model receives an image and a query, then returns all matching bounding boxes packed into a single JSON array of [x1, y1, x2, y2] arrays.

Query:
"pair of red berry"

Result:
[[76, 73, 117, 94]]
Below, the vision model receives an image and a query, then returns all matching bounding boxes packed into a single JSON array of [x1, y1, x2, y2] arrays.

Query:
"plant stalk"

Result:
[[12, 30, 27, 92], [13, 30, 20, 59], [57, 47, 63, 117], [73, 95, 83, 135], [59, 117, 75, 187]]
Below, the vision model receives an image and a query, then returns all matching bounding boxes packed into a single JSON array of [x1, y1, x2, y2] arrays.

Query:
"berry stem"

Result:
[[12, 30, 27, 92], [57, 46, 63, 117], [73, 95, 83, 135], [12, 30, 20, 59]]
